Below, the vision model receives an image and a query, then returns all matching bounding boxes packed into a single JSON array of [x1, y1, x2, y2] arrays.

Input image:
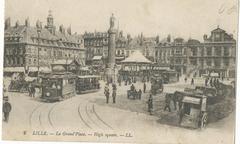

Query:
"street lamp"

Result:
[[37, 28, 41, 81]]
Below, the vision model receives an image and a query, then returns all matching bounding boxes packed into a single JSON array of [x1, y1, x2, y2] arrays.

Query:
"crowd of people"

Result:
[[205, 77, 221, 88]]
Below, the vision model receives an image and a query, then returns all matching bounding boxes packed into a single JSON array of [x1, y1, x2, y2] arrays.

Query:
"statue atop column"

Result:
[[110, 13, 116, 29]]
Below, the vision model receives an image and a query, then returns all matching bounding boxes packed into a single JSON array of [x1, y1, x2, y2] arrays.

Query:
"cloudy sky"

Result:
[[5, 0, 238, 41]]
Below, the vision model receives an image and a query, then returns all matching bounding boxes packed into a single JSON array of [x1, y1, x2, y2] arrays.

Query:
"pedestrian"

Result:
[[213, 78, 217, 87], [128, 77, 131, 85], [31, 86, 36, 98], [191, 78, 194, 85], [112, 83, 117, 103], [138, 89, 142, 100], [147, 94, 153, 115], [143, 82, 146, 93], [205, 78, 208, 86], [104, 84, 110, 104], [222, 76, 224, 81], [164, 93, 171, 112], [125, 80, 127, 86], [3, 97, 12, 122], [210, 78, 213, 87], [118, 78, 121, 86], [216, 78, 220, 88], [28, 83, 32, 97], [184, 77, 187, 83], [112, 90, 116, 103], [130, 84, 135, 92]]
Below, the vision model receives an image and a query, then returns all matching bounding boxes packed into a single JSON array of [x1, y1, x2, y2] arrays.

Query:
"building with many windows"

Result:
[[188, 27, 236, 77], [155, 27, 236, 78], [4, 11, 85, 72]]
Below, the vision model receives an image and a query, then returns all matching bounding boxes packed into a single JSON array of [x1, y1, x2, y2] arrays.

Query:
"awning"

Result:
[[182, 96, 201, 105], [92, 56, 102, 60], [4, 67, 25, 72], [28, 67, 51, 72], [78, 75, 100, 78]]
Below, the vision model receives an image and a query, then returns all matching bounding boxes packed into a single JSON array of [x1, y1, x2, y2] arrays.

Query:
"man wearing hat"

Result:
[[3, 96, 12, 122]]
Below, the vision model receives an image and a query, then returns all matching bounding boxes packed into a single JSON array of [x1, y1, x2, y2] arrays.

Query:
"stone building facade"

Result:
[[4, 11, 85, 71], [188, 27, 236, 77], [155, 27, 236, 78]]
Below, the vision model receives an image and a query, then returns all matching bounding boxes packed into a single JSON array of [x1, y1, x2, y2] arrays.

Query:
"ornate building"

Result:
[[188, 27, 236, 77], [83, 31, 108, 65], [155, 27, 236, 78], [155, 36, 189, 75], [4, 11, 85, 72]]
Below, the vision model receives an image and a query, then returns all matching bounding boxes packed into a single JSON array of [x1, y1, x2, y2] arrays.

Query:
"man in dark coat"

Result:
[[191, 78, 194, 85], [164, 94, 171, 112], [3, 98, 12, 122], [143, 82, 146, 93], [112, 83, 117, 103], [147, 94, 153, 115], [138, 89, 142, 100], [210, 78, 213, 87], [31, 86, 36, 98], [205, 78, 208, 86], [104, 84, 110, 104]]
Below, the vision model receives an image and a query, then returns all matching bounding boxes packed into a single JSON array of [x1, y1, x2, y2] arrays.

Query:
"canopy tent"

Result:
[[121, 50, 152, 64]]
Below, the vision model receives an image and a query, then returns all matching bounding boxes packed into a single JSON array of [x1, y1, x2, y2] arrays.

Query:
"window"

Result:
[[224, 47, 229, 56], [214, 58, 221, 67], [206, 59, 211, 66], [215, 47, 221, 56], [223, 59, 229, 66], [192, 47, 197, 56], [206, 47, 212, 56]]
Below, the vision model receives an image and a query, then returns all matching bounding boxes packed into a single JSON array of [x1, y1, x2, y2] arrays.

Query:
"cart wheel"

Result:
[[201, 113, 208, 128]]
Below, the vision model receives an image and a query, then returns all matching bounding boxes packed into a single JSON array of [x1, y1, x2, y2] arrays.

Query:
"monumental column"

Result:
[[106, 14, 117, 83]]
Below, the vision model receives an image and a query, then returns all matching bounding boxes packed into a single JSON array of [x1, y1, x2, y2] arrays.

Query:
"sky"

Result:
[[4, 0, 238, 41]]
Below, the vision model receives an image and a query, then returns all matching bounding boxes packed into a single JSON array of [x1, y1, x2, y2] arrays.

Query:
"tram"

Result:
[[76, 75, 100, 94], [41, 72, 76, 102]]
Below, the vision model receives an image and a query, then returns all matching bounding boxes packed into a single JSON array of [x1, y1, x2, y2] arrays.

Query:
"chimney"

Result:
[[36, 20, 40, 28], [59, 25, 65, 34], [67, 26, 71, 35], [167, 34, 171, 43], [25, 17, 30, 27], [203, 34, 208, 40]]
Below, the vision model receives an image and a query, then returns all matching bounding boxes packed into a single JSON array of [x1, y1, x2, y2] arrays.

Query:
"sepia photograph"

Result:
[[2, 0, 238, 143]]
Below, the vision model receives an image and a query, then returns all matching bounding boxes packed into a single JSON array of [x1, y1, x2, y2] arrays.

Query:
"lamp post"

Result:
[[37, 28, 41, 81]]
